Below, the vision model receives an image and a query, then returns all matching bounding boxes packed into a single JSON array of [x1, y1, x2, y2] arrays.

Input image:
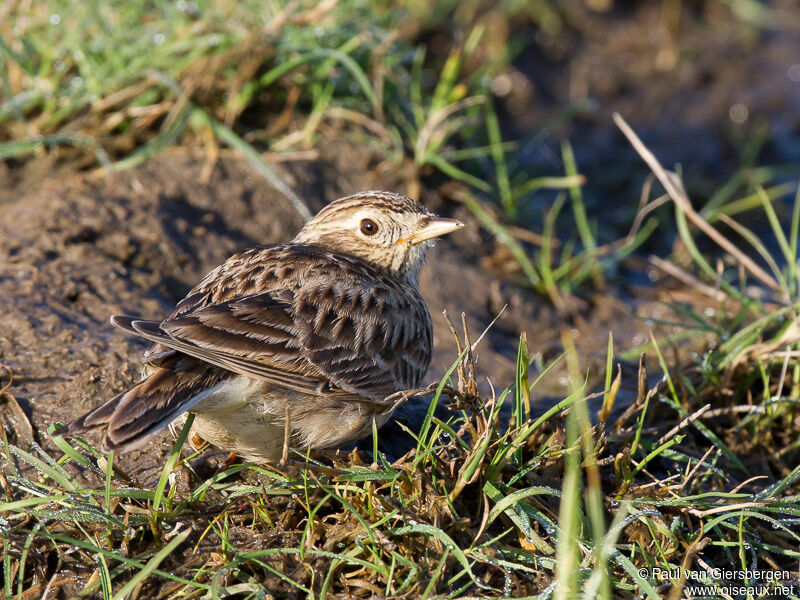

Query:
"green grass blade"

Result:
[[152, 414, 194, 512]]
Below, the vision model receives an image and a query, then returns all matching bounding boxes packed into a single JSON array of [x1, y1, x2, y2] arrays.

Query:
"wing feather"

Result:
[[114, 243, 433, 403]]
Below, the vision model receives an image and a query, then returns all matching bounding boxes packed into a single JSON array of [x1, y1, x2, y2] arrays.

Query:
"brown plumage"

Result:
[[62, 191, 464, 461]]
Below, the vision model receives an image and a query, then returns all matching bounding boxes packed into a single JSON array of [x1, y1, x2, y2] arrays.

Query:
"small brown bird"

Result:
[[62, 191, 463, 461]]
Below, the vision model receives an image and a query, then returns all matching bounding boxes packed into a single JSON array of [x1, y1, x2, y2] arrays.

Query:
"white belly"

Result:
[[173, 375, 390, 461]]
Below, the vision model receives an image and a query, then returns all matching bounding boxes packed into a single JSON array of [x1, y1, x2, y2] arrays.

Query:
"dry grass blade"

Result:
[[613, 112, 782, 295], [648, 255, 722, 301]]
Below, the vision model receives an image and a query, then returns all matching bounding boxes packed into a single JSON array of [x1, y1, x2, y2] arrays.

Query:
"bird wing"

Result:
[[112, 303, 329, 397], [112, 244, 432, 403], [290, 275, 432, 401]]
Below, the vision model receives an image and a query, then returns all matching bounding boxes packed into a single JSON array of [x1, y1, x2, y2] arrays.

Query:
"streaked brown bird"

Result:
[[62, 191, 464, 461]]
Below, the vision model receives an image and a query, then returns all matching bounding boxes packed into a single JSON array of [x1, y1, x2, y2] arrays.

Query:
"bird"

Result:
[[61, 191, 464, 462]]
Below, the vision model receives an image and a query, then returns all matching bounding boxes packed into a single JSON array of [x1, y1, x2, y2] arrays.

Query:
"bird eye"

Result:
[[359, 218, 379, 236]]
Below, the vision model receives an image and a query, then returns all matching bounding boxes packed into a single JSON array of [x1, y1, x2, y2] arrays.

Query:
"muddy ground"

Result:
[[0, 135, 681, 478]]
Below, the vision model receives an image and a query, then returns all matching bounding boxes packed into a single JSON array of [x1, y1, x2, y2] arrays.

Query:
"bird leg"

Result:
[[281, 406, 291, 465], [308, 447, 370, 465], [214, 451, 238, 474]]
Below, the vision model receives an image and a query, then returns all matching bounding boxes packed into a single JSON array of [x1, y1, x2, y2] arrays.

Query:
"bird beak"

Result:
[[397, 217, 464, 245]]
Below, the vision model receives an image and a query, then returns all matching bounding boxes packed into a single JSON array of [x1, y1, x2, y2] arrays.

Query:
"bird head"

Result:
[[293, 191, 464, 282]]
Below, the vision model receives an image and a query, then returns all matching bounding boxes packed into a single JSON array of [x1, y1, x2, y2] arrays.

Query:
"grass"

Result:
[[4, 249, 800, 598], [3, 0, 800, 598], [5, 155, 800, 596]]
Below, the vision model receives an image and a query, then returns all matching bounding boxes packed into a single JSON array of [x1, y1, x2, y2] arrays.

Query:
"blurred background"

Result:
[[3, 0, 799, 238]]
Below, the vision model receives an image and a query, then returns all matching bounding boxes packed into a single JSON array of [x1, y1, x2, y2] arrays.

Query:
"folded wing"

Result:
[[112, 253, 432, 403]]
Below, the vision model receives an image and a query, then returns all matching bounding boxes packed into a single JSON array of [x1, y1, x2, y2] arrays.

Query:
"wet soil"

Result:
[[0, 136, 689, 477]]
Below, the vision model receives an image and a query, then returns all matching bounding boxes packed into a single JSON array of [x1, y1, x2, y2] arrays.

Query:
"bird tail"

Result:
[[60, 367, 212, 453]]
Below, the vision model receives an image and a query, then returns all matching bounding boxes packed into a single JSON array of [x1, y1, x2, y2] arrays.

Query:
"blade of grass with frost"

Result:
[[228, 548, 387, 583], [610, 550, 662, 600], [48, 427, 97, 471], [629, 435, 685, 479], [95, 552, 113, 600], [420, 547, 450, 600], [14, 524, 33, 599], [661, 394, 746, 473], [8, 444, 78, 492], [754, 463, 800, 500], [650, 334, 748, 471], [0, 495, 69, 513], [482, 482, 557, 554], [320, 556, 345, 599], [431, 416, 471, 452], [3, 538, 12, 599], [392, 524, 487, 590], [581, 502, 630, 600]]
